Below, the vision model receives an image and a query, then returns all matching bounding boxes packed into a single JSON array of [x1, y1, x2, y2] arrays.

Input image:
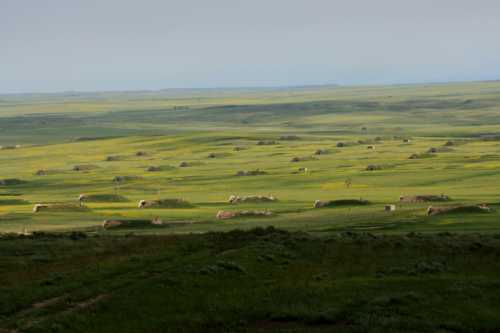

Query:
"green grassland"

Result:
[[1, 81, 500, 235], [1, 81, 500, 332], [1, 229, 500, 333]]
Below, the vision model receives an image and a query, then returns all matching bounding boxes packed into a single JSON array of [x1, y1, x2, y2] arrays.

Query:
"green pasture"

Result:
[[1, 81, 499, 234]]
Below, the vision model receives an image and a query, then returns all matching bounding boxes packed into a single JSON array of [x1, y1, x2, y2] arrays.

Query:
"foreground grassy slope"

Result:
[[1, 228, 500, 333], [1, 82, 500, 234]]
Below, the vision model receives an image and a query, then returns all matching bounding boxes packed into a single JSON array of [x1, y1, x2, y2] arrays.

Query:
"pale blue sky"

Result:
[[2, 0, 500, 93]]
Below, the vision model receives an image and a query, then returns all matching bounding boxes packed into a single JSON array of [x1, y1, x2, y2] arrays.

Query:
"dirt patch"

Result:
[[32, 295, 68, 309]]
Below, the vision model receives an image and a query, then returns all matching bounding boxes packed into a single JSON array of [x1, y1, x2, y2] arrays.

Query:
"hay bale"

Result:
[[136, 151, 146, 156], [403, 139, 411, 143], [138, 198, 193, 209], [291, 156, 316, 163], [314, 149, 328, 155], [409, 153, 434, 159], [374, 136, 383, 142], [236, 169, 267, 176], [409, 153, 419, 159], [105, 155, 120, 161], [416, 147, 452, 156], [298, 167, 308, 173], [72, 165, 96, 172], [399, 195, 450, 203], [102, 220, 123, 229], [102, 219, 152, 228], [35, 170, 47, 176], [233, 146, 245, 151], [444, 141, 454, 146], [239, 210, 273, 217], [33, 203, 89, 213], [146, 166, 161, 172], [314, 200, 330, 208], [179, 161, 189, 167], [366, 164, 382, 171], [314, 199, 369, 208], [427, 204, 491, 216], [427, 147, 438, 154], [367, 145, 375, 150], [33, 204, 49, 213], [228, 195, 277, 204], [113, 176, 126, 182], [207, 153, 217, 158], [435, 146, 454, 153], [216, 210, 238, 220], [216, 210, 272, 220], [113, 175, 138, 183], [279, 135, 300, 140], [257, 140, 277, 146], [336, 142, 345, 148], [385, 204, 396, 211], [79, 194, 128, 202], [361, 126, 368, 131]]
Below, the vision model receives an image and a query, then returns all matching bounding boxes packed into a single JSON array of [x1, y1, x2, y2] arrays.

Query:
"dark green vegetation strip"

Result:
[[1, 228, 500, 333]]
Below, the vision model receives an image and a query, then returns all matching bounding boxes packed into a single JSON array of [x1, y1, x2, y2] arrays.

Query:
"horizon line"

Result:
[[1, 78, 499, 97]]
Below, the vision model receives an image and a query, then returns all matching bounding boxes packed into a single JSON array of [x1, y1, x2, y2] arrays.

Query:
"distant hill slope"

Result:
[[1, 81, 500, 145]]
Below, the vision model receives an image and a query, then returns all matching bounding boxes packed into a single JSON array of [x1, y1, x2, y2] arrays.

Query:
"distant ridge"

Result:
[[1, 79, 500, 98], [0, 84, 341, 98]]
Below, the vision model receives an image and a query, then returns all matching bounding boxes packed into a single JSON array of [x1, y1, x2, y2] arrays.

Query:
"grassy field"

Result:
[[1, 81, 500, 235], [1, 228, 500, 333], [1, 81, 500, 332]]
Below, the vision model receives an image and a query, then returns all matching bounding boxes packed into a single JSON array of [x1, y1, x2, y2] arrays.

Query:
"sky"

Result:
[[2, 0, 500, 93]]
